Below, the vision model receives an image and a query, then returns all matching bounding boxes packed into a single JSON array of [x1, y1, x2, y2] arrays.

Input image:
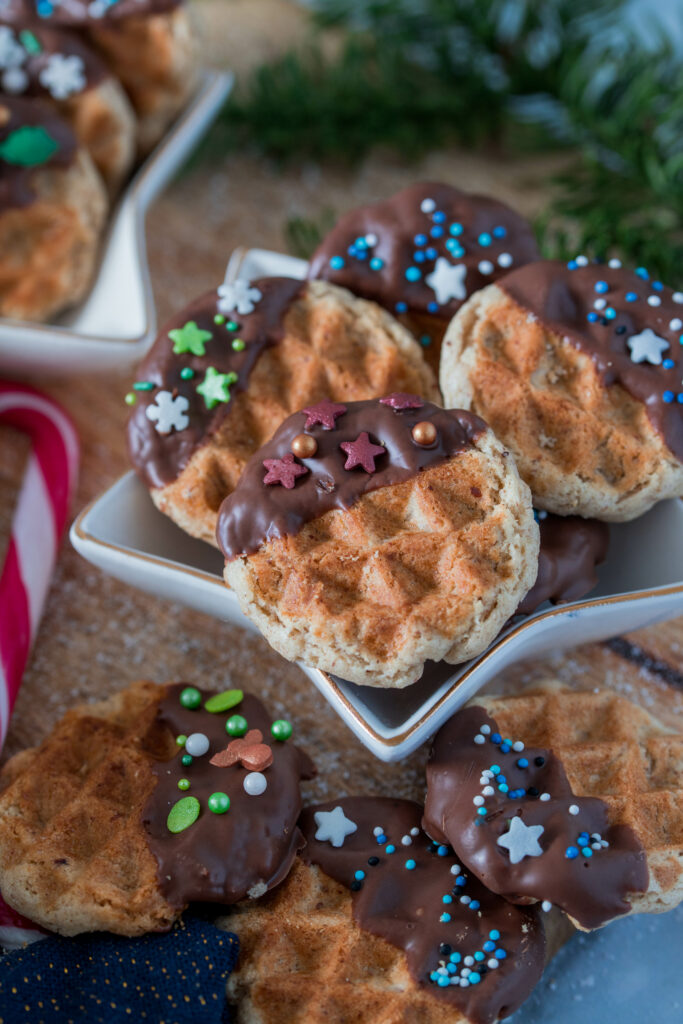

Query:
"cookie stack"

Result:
[[0, 678, 680, 1024], [128, 181, 682, 688], [0, 1, 199, 321]]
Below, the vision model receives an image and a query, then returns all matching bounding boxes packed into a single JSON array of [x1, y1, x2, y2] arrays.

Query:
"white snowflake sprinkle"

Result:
[[145, 390, 190, 435], [39, 54, 87, 100], [217, 276, 262, 316], [0, 26, 25, 70]]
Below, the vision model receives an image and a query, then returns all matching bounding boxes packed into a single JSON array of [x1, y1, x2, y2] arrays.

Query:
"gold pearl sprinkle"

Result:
[[291, 433, 318, 458], [411, 421, 437, 446]]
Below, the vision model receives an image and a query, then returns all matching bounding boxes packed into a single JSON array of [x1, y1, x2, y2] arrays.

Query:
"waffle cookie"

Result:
[[0, 95, 107, 321], [308, 181, 540, 373], [128, 276, 439, 546], [423, 684, 683, 930], [225, 797, 564, 1024], [217, 395, 538, 688], [2, 0, 198, 152], [0, 21, 136, 191], [440, 259, 683, 520], [0, 681, 313, 936]]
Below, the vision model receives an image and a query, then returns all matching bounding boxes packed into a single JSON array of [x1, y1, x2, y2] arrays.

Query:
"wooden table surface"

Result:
[[0, 0, 681, 809]]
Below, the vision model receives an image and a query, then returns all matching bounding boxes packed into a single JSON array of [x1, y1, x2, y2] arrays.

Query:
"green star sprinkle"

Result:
[[169, 320, 213, 357], [167, 796, 200, 833], [0, 126, 58, 167], [196, 367, 238, 409]]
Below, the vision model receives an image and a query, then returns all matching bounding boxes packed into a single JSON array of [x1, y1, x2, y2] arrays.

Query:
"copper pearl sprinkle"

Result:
[[411, 421, 437, 446], [291, 433, 318, 458]]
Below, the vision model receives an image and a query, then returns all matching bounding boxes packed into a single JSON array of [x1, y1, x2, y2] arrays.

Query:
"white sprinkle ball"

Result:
[[512, 741, 524, 752], [673, 292, 683, 304], [541, 900, 553, 912], [481, 725, 491, 735], [593, 298, 606, 310], [460, 895, 471, 905], [421, 198, 436, 213], [608, 258, 622, 268], [474, 734, 485, 745], [184, 733, 210, 757], [483, 786, 495, 797], [450, 864, 461, 876], [669, 318, 682, 331], [647, 295, 661, 306], [243, 772, 267, 796], [464, 957, 475, 967], [410, 827, 420, 836], [373, 826, 383, 836], [401, 835, 412, 846], [488, 958, 500, 969], [478, 260, 494, 275], [576, 255, 588, 266], [473, 796, 485, 807], [569, 804, 579, 815], [365, 233, 378, 246], [540, 793, 551, 802], [497, 252, 513, 268]]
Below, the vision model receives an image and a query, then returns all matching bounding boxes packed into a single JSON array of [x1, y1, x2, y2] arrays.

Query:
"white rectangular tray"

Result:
[[0, 70, 233, 376], [71, 245, 683, 761]]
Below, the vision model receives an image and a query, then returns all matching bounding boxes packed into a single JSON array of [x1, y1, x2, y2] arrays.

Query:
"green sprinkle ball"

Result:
[[208, 792, 231, 814], [214, 314, 226, 325], [167, 796, 200, 833], [205, 688, 243, 714], [124, 392, 136, 406], [180, 367, 195, 380], [179, 686, 202, 709], [226, 320, 239, 331], [226, 714, 248, 737], [178, 778, 190, 791], [181, 754, 193, 767], [271, 719, 293, 742], [176, 734, 188, 747], [231, 338, 246, 352]]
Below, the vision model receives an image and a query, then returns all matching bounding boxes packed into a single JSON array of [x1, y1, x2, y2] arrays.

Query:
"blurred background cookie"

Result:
[[424, 684, 683, 931], [0, 21, 136, 192], [0, 95, 107, 320], [440, 260, 683, 521], [218, 396, 538, 688], [0, 680, 313, 935], [308, 181, 540, 374], [127, 276, 439, 546], [1, 0, 199, 152]]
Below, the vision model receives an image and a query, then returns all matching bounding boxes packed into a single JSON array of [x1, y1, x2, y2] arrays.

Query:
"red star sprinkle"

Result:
[[340, 432, 386, 473], [263, 453, 309, 489], [301, 399, 347, 430], [379, 393, 424, 410]]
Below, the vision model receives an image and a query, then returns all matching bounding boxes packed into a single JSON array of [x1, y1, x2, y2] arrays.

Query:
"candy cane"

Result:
[[0, 381, 79, 746]]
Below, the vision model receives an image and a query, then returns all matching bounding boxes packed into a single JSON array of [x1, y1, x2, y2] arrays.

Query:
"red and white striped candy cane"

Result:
[[0, 380, 79, 746]]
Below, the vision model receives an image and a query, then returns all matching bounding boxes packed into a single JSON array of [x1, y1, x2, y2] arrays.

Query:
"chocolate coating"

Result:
[[0, 95, 76, 212], [217, 397, 487, 560], [500, 260, 683, 462], [423, 706, 648, 930], [308, 182, 540, 329], [300, 797, 546, 1024], [517, 514, 609, 616], [0, 0, 181, 25], [127, 277, 304, 489], [142, 684, 315, 908], [0, 21, 109, 96]]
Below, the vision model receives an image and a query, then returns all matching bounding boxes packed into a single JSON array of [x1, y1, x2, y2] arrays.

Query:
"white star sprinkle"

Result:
[[217, 276, 262, 316], [425, 258, 467, 305], [145, 390, 190, 435], [39, 54, 87, 100], [314, 806, 358, 848], [496, 816, 545, 864], [627, 328, 670, 365]]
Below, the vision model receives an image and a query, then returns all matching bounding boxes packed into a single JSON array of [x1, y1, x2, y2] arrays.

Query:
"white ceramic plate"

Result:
[[70, 241, 683, 760], [0, 70, 233, 376]]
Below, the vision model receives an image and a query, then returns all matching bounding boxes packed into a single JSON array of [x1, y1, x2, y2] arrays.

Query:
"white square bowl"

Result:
[[0, 70, 233, 376], [70, 246, 683, 761]]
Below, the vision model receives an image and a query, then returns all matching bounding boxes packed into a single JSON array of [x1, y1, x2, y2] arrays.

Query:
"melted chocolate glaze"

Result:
[[500, 260, 683, 462], [0, 21, 109, 96], [517, 515, 609, 616], [216, 397, 487, 560], [0, 95, 76, 212], [308, 182, 540, 326], [300, 797, 546, 1024], [142, 684, 315, 909], [1, 0, 181, 25], [127, 277, 304, 489], [423, 706, 648, 930]]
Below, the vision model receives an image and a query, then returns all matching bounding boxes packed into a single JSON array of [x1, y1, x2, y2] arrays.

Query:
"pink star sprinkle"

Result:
[[301, 399, 347, 430], [379, 393, 424, 410], [340, 432, 386, 473], [263, 453, 309, 489]]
